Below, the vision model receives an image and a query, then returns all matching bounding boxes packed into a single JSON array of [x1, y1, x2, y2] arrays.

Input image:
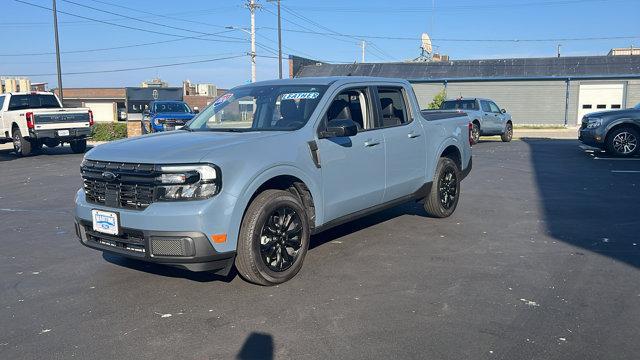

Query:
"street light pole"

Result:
[[52, 0, 63, 103], [361, 40, 366, 63]]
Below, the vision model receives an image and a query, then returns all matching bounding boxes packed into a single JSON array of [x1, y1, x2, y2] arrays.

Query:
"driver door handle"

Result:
[[408, 131, 421, 138], [364, 139, 381, 147]]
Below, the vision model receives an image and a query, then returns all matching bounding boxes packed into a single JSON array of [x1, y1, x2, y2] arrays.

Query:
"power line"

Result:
[[0, 31, 237, 57], [14, 0, 245, 43], [4, 55, 246, 77]]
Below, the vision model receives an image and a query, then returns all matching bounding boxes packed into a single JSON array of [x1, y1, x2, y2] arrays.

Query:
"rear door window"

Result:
[[480, 100, 492, 112], [0, 95, 5, 110], [376, 87, 408, 128]]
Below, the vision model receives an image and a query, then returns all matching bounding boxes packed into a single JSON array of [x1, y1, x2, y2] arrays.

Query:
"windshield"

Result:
[[153, 102, 191, 113], [8, 94, 61, 111], [441, 100, 478, 111], [635, 103, 640, 110], [186, 84, 328, 132]]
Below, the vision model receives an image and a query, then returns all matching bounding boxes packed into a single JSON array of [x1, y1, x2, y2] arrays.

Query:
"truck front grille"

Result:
[[81, 160, 157, 210]]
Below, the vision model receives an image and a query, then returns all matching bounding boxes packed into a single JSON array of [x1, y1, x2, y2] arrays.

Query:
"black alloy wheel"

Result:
[[501, 122, 513, 142], [438, 166, 458, 210], [259, 206, 303, 272], [424, 157, 461, 218]]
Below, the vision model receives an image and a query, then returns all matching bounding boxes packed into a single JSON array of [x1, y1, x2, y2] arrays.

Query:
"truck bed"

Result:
[[420, 109, 469, 121]]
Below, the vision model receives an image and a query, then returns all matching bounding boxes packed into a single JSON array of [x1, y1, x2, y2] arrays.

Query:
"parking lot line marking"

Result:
[[611, 170, 640, 173], [594, 157, 640, 161]]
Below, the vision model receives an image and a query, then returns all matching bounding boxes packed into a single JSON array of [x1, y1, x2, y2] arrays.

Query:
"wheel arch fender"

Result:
[[430, 137, 465, 181], [605, 119, 640, 137], [226, 164, 323, 248]]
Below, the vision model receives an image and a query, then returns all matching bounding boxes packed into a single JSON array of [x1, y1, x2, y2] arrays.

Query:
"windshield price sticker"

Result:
[[281, 92, 319, 100], [213, 93, 233, 106]]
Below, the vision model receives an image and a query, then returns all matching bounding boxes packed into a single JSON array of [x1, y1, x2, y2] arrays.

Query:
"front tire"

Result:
[[12, 128, 32, 157], [606, 126, 639, 157], [424, 157, 461, 218], [501, 122, 513, 142], [236, 190, 310, 285], [70, 139, 87, 153]]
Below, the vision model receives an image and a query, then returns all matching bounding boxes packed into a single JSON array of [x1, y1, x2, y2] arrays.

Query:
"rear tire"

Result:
[[236, 190, 310, 285], [70, 139, 87, 153], [606, 126, 639, 157], [424, 157, 461, 218], [501, 122, 513, 142], [12, 128, 31, 157], [471, 122, 480, 144]]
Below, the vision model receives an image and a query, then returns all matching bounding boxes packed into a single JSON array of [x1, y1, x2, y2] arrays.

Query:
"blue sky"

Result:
[[2, 0, 639, 89]]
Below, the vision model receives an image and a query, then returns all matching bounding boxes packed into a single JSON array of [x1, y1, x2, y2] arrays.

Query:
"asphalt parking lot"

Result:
[[1, 139, 639, 360]]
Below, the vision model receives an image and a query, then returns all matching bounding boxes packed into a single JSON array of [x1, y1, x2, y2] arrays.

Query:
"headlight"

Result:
[[156, 164, 221, 200], [586, 118, 603, 129]]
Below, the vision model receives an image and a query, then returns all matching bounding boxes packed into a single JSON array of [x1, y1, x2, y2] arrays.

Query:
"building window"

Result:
[[582, 104, 592, 109], [611, 104, 621, 109], [597, 104, 606, 109]]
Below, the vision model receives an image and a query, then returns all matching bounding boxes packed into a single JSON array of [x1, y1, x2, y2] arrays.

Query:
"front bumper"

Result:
[[75, 218, 235, 274], [29, 127, 91, 141], [578, 127, 606, 148]]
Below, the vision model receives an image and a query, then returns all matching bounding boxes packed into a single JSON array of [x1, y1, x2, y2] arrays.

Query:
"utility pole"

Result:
[[249, 0, 257, 83], [557, 44, 561, 58], [361, 40, 366, 63], [266, 0, 282, 78], [276, 0, 282, 79], [52, 0, 63, 103]]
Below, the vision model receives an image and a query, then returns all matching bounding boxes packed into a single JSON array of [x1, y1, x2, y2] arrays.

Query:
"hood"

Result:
[[152, 112, 194, 119], [85, 130, 283, 164], [585, 108, 639, 118]]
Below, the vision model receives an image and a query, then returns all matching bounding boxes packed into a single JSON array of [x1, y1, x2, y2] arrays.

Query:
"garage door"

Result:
[[83, 101, 115, 122], [577, 84, 625, 124]]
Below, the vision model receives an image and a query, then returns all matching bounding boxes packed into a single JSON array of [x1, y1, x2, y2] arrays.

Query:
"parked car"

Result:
[[440, 98, 513, 144], [0, 92, 93, 156], [74, 77, 473, 285], [142, 100, 196, 133], [579, 103, 640, 157]]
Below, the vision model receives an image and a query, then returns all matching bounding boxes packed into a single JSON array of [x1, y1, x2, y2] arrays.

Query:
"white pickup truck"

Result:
[[0, 92, 93, 156]]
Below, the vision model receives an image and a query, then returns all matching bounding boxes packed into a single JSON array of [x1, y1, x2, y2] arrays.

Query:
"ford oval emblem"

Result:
[[101, 171, 118, 181]]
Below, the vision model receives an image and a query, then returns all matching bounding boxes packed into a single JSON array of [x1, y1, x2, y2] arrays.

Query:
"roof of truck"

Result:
[[3, 91, 55, 96], [237, 76, 410, 87]]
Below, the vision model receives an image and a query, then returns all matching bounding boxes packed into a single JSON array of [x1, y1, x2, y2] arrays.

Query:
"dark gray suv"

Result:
[[579, 103, 640, 157]]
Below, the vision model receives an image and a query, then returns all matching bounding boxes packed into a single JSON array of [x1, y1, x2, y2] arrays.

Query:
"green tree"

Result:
[[427, 89, 447, 109]]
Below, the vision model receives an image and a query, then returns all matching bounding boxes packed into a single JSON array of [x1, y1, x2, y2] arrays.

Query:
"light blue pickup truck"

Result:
[[74, 77, 473, 285], [440, 98, 513, 144]]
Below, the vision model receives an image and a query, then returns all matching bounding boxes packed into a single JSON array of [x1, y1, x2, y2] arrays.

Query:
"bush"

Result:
[[427, 89, 447, 109], [90, 122, 128, 141]]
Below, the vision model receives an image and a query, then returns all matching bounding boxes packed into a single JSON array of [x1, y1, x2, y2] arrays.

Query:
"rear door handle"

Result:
[[364, 139, 381, 147], [408, 131, 421, 138]]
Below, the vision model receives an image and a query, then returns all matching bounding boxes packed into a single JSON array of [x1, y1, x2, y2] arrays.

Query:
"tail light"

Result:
[[88, 110, 94, 126], [468, 122, 473, 147], [26, 112, 35, 129]]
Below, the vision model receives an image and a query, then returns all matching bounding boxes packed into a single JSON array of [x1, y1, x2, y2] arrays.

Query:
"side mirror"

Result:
[[501, 108, 506, 114], [193, 107, 200, 114], [321, 119, 358, 138]]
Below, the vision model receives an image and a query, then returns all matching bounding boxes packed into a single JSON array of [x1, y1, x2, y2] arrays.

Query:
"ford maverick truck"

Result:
[[142, 100, 196, 133], [579, 102, 640, 157], [74, 77, 473, 285], [0, 92, 93, 156], [440, 97, 513, 144]]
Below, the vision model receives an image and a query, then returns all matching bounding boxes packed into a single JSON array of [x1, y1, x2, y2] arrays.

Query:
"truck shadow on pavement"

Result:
[[102, 201, 429, 283], [523, 138, 640, 269]]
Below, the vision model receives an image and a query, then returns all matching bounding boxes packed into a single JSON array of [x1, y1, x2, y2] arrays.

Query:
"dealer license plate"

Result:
[[58, 130, 70, 136], [92, 209, 119, 235]]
